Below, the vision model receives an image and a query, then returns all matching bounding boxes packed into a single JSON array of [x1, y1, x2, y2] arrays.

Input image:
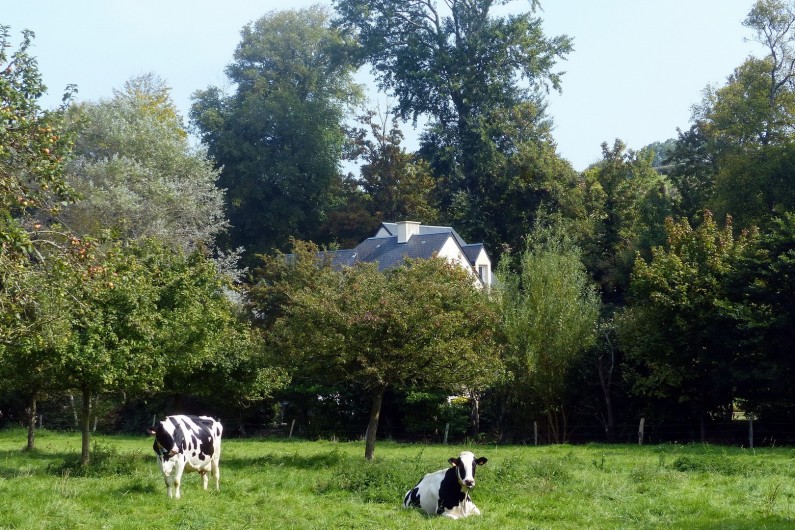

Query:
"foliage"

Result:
[[582, 140, 676, 304], [494, 221, 601, 442], [0, 25, 74, 258], [346, 108, 439, 223], [60, 74, 226, 253], [618, 212, 752, 426], [673, 1, 795, 229], [1, 25, 75, 351], [728, 212, 795, 417], [191, 7, 363, 262], [260, 245, 501, 459], [333, 0, 575, 256]]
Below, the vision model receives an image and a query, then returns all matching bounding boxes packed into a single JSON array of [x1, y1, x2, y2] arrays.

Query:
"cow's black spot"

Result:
[[438, 467, 466, 512]]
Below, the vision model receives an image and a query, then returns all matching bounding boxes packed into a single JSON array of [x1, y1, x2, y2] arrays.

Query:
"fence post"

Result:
[[534, 421, 538, 446], [39, 415, 43, 429], [289, 419, 296, 439], [748, 415, 754, 450], [443, 423, 450, 445], [638, 418, 645, 445]]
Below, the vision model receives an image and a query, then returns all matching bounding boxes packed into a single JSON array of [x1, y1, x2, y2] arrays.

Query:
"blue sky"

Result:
[[4, 0, 762, 170]]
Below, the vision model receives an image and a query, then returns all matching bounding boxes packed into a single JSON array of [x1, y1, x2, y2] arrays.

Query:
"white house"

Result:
[[327, 221, 492, 287]]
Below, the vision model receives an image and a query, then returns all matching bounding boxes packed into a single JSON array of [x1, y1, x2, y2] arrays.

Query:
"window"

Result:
[[478, 265, 489, 284]]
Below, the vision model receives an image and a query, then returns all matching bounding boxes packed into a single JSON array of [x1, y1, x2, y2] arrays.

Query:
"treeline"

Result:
[[1, 1, 794, 461]]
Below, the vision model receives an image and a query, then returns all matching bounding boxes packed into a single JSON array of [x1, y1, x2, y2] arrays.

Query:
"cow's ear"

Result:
[[448, 457, 458, 466], [476, 457, 488, 466], [146, 426, 158, 436]]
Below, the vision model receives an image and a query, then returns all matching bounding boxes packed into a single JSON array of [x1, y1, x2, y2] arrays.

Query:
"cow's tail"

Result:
[[403, 487, 419, 508]]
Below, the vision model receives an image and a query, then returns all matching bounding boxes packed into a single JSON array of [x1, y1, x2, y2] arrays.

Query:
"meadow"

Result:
[[0, 429, 793, 530]]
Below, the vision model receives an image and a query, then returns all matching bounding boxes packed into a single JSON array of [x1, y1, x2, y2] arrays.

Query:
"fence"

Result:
[[4, 415, 795, 447]]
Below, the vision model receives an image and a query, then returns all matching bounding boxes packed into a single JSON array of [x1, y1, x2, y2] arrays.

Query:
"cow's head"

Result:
[[147, 421, 178, 459], [449, 451, 487, 489]]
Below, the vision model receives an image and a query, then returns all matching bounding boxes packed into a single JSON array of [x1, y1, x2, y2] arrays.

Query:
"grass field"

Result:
[[0, 429, 794, 529]]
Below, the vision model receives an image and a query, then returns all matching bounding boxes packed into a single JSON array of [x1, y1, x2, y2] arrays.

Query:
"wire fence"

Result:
[[4, 415, 794, 448]]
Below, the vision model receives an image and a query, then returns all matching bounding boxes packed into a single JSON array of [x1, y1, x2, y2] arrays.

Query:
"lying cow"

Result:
[[147, 415, 223, 499], [403, 451, 488, 519]]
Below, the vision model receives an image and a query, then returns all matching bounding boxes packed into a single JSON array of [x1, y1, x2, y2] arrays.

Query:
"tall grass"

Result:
[[0, 428, 793, 529]]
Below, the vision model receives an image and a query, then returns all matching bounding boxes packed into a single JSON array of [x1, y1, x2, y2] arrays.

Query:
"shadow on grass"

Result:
[[0, 448, 69, 478], [690, 516, 794, 530], [221, 448, 351, 471]]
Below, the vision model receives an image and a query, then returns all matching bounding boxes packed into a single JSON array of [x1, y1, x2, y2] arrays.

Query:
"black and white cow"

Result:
[[403, 451, 488, 519], [147, 415, 223, 499]]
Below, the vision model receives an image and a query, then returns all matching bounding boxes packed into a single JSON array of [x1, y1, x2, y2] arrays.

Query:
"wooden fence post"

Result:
[[289, 419, 296, 439], [638, 418, 645, 445], [443, 423, 450, 445], [534, 421, 538, 446], [748, 415, 754, 450]]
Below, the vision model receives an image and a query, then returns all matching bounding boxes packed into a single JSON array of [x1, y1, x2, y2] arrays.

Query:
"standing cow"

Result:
[[403, 451, 488, 519], [147, 415, 223, 499]]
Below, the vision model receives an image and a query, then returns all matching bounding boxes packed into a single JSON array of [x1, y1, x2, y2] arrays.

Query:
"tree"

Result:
[[60, 74, 226, 253], [191, 7, 363, 262], [728, 213, 795, 418], [333, 0, 574, 253], [494, 222, 600, 443], [672, 1, 795, 228], [582, 140, 675, 304], [1, 25, 75, 347], [0, 254, 73, 450], [262, 247, 501, 460], [1, 25, 74, 257], [618, 212, 752, 439], [349, 108, 440, 223], [742, 0, 795, 145]]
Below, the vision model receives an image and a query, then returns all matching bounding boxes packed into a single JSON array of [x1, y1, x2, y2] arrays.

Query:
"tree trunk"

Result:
[[364, 385, 386, 461], [598, 332, 616, 442], [468, 392, 480, 439], [24, 396, 36, 452], [68, 391, 79, 427], [80, 387, 92, 466]]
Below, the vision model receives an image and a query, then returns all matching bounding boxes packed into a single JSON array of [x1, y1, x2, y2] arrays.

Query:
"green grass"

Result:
[[0, 429, 794, 529]]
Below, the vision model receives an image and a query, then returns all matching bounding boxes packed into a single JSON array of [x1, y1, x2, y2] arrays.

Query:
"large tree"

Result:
[[60, 74, 227, 253], [260, 245, 501, 460], [333, 0, 574, 254], [191, 7, 362, 261], [582, 140, 676, 304], [668, 1, 795, 228], [618, 212, 752, 438]]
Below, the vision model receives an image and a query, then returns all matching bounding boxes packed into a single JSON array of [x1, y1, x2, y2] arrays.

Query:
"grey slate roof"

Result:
[[323, 222, 488, 272], [378, 222, 468, 247]]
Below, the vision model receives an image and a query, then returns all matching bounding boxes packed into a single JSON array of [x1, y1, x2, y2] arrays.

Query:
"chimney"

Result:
[[396, 221, 420, 243]]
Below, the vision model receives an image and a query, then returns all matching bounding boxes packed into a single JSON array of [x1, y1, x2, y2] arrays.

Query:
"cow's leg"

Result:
[[173, 460, 186, 499], [212, 456, 221, 491], [200, 470, 209, 490], [442, 511, 460, 520], [164, 475, 174, 498]]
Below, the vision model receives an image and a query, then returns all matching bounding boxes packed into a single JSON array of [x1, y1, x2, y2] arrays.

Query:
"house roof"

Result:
[[378, 222, 468, 247], [325, 222, 489, 273]]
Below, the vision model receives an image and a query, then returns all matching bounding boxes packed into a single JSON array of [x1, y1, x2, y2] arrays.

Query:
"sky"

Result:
[[3, 0, 765, 171]]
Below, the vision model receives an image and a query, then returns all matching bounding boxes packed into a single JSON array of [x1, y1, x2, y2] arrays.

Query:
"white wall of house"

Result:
[[473, 248, 491, 286], [438, 237, 491, 287]]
